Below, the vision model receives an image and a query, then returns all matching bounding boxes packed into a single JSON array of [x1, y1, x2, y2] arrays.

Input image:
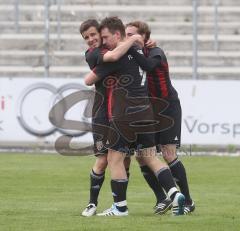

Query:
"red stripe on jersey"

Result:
[[101, 48, 108, 55], [155, 67, 168, 98], [143, 47, 149, 57], [147, 73, 157, 98], [92, 67, 96, 74], [87, 47, 94, 53], [106, 86, 113, 120]]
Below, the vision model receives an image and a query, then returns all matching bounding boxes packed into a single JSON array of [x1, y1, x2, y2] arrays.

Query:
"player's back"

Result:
[[104, 50, 148, 98], [145, 47, 178, 100], [94, 48, 150, 120]]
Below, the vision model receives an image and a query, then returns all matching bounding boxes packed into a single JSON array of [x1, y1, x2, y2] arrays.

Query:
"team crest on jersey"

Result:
[[128, 54, 133, 60], [96, 140, 104, 151]]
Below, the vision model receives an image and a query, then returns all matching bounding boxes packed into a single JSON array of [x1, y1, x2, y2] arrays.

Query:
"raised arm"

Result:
[[102, 34, 144, 62], [145, 39, 157, 49]]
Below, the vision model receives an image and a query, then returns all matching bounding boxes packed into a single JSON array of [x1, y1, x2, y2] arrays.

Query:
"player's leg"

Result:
[[90, 154, 108, 205], [139, 146, 185, 215], [97, 131, 130, 216], [97, 148, 129, 216], [161, 100, 195, 214], [135, 154, 172, 214], [82, 121, 109, 217], [136, 133, 172, 214], [161, 144, 195, 214], [81, 154, 108, 217]]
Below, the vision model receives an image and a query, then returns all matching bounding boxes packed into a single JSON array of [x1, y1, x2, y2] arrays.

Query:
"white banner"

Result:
[[174, 80, 240, 145], [0, 78, 93, 145], [0, 78, 239, 146]]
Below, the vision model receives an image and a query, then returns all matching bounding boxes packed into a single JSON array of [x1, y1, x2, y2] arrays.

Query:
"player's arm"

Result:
[[85, 48, 103, 69], [102, 34, 144, 62], [129, 47, 161, 72], [84, 62, 120, 86], [145, 39, 157, 48], [84, 70, 99, 86]]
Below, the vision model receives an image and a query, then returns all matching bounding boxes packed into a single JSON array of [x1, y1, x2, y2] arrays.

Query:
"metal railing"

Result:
[[44, 0, 50, 78], [192, 0, 198, 80], [14, 0, 19, 33], [57, 0, 62, 50], [214, 0, 220, 52]]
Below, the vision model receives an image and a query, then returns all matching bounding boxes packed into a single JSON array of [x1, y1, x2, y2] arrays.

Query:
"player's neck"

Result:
[[116, 38, 124, 47]]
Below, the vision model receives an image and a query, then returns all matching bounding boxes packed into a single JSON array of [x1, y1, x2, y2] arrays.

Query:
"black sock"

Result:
[[169, 158, 192, 203], [140, 165, 166, 203], [156, 167, 178, 201], [111, 179, 128, 212], [89, 169, 105, 206]]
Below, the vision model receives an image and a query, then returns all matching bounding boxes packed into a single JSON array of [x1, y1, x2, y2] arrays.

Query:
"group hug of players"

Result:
[[79, 16, 195, 217]]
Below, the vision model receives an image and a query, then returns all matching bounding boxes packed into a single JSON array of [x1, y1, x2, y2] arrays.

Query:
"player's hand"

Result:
[[131, 34, 144, 48], [145, 39, 157, 48]]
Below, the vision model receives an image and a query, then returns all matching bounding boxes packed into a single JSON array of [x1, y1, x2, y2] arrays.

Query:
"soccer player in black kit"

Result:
[[125, 21, 195, 214], [80, 19, 152, 217], [85, 16, 185, 216]]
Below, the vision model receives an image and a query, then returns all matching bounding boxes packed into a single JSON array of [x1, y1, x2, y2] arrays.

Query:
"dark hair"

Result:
[[79, 19, 99, 35], [99, 16, 126, 38], [126, 21, 151, 42]]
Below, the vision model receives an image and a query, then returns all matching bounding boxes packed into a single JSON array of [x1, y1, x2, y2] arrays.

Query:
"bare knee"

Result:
[[136, 147, 167, 171], [161, 144, 177, 163], [107, 149, 125, 166], [107, 150, 127, 179], [93, 154, 108, 174]]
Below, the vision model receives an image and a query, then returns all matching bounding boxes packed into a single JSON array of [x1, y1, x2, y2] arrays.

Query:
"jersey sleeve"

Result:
[[93, 61, 120, 79], [148, 47, 166, 59], [85, 48, 107, 70], [129, 46, 161, 72]]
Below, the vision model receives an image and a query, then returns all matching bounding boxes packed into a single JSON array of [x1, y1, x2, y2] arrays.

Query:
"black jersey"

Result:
[[129, 47, 178, 100], [93, 49, 149, 119], [145, 47, 178, 100], [85, 47, 108, 119], [85, 47, 106, 90], [128, 47, 182, 148]]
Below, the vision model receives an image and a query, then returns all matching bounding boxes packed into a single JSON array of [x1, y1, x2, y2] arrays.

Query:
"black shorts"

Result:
[[92, 116, 109, 156], [106, 120, 156, 155], [154, 99, 181, 148]]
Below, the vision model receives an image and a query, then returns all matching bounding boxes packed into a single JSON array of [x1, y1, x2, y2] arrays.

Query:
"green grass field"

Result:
[[0, 153, 240, 231]]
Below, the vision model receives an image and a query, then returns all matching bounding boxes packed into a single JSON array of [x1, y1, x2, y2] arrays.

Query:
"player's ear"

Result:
[[115, 31, 121, 39], [142, 34, 146, 41]]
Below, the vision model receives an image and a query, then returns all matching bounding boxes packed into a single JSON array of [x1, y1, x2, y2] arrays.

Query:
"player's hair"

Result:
[[79, 19, 99, 36], [126, 21, 151, 42], [99, 16, 126, 38]]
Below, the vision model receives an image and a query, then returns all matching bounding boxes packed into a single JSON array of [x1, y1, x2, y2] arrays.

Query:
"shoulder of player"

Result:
[[99, 47, 108, 55], [148, 47, 166, 57], [86, 47, 109, 59], [85, 47, 100, 57]]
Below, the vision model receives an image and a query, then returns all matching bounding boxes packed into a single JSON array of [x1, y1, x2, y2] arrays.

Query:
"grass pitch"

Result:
[[0, 153, 240, 231]]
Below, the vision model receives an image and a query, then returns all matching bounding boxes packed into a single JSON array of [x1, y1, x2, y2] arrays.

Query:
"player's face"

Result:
[[125, 26, 139, 38], [101, 28, 118, 50], [82, 26, 101, 48]]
